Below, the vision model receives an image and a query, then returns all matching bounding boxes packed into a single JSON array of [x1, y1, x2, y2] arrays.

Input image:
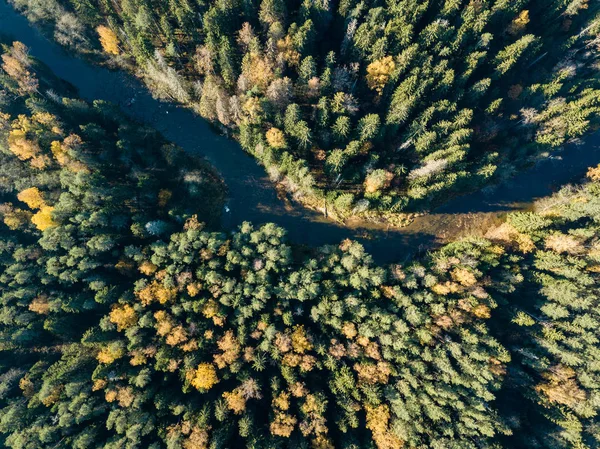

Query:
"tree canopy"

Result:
[[10, 0, 600, 222], [3, 15, 600, 448]]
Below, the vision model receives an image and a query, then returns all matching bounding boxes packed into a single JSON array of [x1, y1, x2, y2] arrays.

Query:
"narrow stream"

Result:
[[2, 0, 600, 263]]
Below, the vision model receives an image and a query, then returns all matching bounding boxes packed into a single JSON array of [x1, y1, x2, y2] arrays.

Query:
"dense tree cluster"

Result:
[[3, 41, 600, 449], [9, 0, 600, 221], [0, 43, 511, 448], [487, 171, 600, 449]]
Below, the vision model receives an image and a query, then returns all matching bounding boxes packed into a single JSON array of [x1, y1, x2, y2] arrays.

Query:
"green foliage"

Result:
[[11, 0, 600, 216], [4, 2, 600, 446], [0, 42, 511, 449]]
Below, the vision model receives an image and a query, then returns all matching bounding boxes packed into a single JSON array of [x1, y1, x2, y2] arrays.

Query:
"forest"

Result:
[[1, 38, 600, 449], [8, 0, 600, 222]]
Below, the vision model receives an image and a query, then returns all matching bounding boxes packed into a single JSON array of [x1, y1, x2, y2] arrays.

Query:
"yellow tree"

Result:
[[96, 25, 120, 55], [31, 206, 55, 231], [508, 10, 530, 35], [8, 129, 41, 161], [188, 363, 219, 391], [17, 187, 46, 209], [109, 304, 138, 331], [242, 53, 274, 91], [1, 42, 38, 93], [366, 56, 395, 95], [266, 127, 287, 149]]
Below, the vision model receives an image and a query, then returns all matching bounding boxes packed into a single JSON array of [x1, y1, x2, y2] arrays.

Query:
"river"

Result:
[[2, 0, 600, 264]]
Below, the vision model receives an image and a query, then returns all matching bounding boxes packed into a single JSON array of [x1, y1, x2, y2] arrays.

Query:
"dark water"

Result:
[[2, 0, 600, 264]]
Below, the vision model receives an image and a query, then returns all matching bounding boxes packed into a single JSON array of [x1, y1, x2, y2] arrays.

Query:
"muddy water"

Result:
[[2, 0, 599, 263]]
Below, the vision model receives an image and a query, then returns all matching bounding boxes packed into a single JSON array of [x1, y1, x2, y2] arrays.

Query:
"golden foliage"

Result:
[[270, 412, 297, 437], [181, 340, 198, 352], [105, 390, 118, 402], [366, 56, 395, 94], [109, 304, 137, 331], [277, 36, 301, 66], [31, 206, 55, 231], [115, 258, 135, 274], [291, 326, 313, 354], [275, 332, 292, 353], [32, 112, 56, 127], [167, 359, 180, 372], [166, 326, 188, 346], [508, 10, 530, 35], [29, 295, 50, 315], [139, 260, 158, 275], [202, 299, 219, 318], [290, 382, 307, 398], [329, 339, 346, 359], [536, 365, 586, 407], [300, 394, 321, 415], [451, 267, 478, 287], [312, 435, 335, 449], [92, 379, 107, 391], [182, 426, 210, 449], [8, 129, 41, 161], [273, 392, 291, 411], [434, 315, 454, 330], [19, 376, 34, 398], [29, 154, 51, 170], [364, 170, 393, 194], [354, 362, 391, 385], [242, 53, 274, 91], [299, 354, 317, 372], [17, 187, 46, 210], [223, 389, 247, 414], [237, 22, 255, 48], [189, 363, 219, 391], [341, 322, 357, 339], [154, 310, 173, 336], [431, 281, 460, 296], [485, 222, 535, 253], [587, 164, 600, 181], [488, 357, 507, 376], [136, 280, 176, 305], [364, 341, 382, 360], [97, 345, 125, 364], [2, 204, 32, 230], [472, 304, 492, 319], [96, 25, 120, 55], [266, 127, 287, 149], [365, 404, 404, 449], [130, 351, 147, 366], [50, 141, 69, 166], [187, 282, 202, 297], [1, 44, 38, 93], [243, 96, 263, 123], [41, 389, 61, 407], [0, 112, 10, 131], [280, 353, 316, 374], [214, 330, 241, 369], [545, 233, 582, 255], [116, 387, 135, 407]]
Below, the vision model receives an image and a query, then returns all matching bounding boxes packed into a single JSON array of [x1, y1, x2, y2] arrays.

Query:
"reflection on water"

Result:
[[1, 0, 599, 264]]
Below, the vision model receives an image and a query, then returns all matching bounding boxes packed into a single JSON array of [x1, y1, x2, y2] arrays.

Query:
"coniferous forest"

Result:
[[8, 0, 600, 221], [1, 1, 600, 449]]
